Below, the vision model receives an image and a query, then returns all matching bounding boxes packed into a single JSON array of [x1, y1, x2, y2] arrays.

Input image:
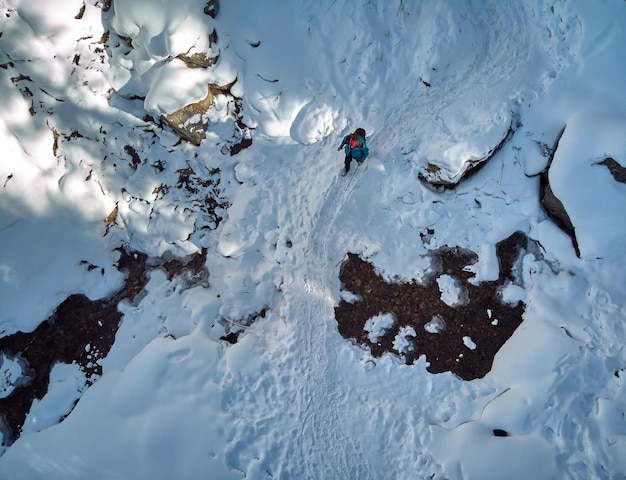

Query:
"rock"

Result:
[[162, 82, 232, 146], [597, 157, 626, 183], [538, 126, 581, 256], [204, 0, 219, 18], [176, 52, 218, 69], [540, 120, 626, 259], [418, 116, 519, 189], [540, 182, 579, 257], [162, 90, 213, 146]]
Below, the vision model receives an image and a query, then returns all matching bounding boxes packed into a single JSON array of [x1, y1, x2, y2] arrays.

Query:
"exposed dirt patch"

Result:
[[335, 231, 537, 380], [0, 247, 209, 447], [174, 165, 229, 231]]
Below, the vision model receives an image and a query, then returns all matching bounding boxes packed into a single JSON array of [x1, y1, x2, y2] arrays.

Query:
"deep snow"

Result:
[[1, 0, 626, 478]]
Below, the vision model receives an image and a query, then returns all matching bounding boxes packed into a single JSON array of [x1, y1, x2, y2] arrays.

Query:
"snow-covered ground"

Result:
[[1, 0, 625, 478]]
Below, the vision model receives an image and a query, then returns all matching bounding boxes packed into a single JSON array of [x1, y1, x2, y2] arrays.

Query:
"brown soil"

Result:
[[335, 232, 534, 380], [0, 248, 209, 447]]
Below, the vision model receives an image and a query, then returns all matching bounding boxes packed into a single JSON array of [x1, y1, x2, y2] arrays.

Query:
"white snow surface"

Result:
[[364, 313, 395, 343], [437, 274, 468, 307], [0, 0, 625, 479]]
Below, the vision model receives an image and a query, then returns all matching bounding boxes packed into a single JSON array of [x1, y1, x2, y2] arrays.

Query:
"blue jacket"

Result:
[[340, 134, 369, 162]]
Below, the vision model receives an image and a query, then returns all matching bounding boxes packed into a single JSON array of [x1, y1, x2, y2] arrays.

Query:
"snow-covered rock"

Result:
[[545, 114, 626, 259], [419, 117, 518, 187]]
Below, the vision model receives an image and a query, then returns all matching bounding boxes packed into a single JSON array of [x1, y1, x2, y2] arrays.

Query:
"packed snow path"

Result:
[[289, 163, 373, 478]]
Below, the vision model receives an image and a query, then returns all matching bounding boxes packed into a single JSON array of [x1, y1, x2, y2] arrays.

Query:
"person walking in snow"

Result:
[[338, 128, 368, 175]]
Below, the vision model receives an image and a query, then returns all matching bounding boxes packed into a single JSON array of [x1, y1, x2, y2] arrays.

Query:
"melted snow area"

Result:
[[1, 0, 626, 479]]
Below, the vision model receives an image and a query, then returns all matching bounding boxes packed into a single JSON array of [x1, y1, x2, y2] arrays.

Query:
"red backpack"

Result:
[[349, 128, 366, 148]]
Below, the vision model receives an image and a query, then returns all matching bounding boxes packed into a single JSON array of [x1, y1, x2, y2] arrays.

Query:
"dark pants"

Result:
[[344, 152, 353, 172]]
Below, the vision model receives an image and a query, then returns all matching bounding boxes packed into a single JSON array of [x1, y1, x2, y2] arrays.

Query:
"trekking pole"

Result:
[[345, 167, 357, 191]]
